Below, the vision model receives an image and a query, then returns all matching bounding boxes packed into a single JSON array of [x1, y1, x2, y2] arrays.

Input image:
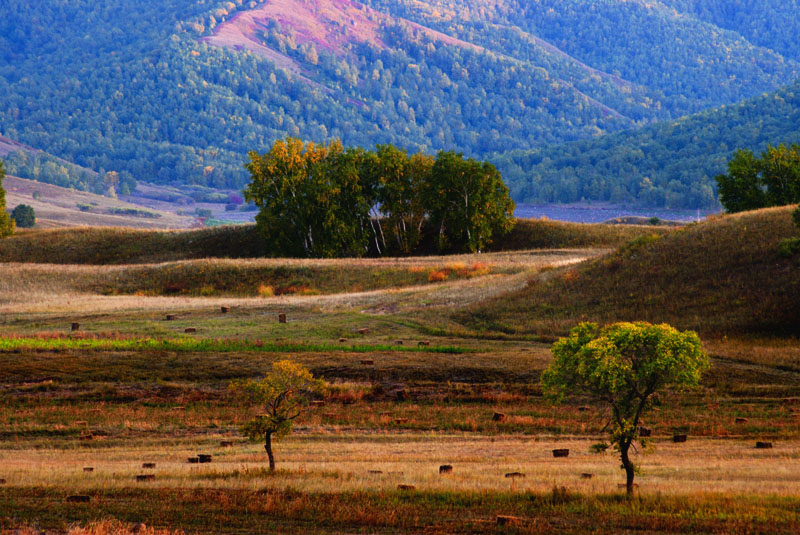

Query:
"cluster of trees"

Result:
[[2, 0, 799, 208], [715, 143, 800, 213], [237, 321, 710, 499], [715, 144, 800, 213], [0, 162, 13, 237], [500, 81, 800, 208], [11, 204, 35, 228], [244, 138, 514, 258]]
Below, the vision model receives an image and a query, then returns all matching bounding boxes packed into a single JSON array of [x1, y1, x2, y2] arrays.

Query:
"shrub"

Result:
[[12, 204, 36, 227]]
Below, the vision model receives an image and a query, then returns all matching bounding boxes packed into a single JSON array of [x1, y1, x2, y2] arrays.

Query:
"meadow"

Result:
[[1, 213, 799, 534]]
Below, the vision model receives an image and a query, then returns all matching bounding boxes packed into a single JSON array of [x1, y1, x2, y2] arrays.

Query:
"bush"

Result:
[[12, 204, 36, 227], [777, 237, 800, 258]]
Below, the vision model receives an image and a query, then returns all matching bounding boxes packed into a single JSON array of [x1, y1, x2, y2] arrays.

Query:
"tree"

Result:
[[11, 204, 35, 228], [0, 162, 13, 238], [716, 144, 800, 213], [230, 360, 324, 471], [541, 322, 710, 496], [425, 151, 515, 253]]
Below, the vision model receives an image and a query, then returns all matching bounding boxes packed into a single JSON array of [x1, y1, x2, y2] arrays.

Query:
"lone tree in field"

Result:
[[11, 204, 35, 228], [0, 161, 13, 238], [541, 322, 709, 496], [230, 360, 324, 471]]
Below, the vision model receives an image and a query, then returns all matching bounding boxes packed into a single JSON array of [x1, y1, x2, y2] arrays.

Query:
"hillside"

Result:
[[2, 176, 194, 229], [499, 81, 800, 208], [1, 0, 799, 207], [458, 206, 800, 336]]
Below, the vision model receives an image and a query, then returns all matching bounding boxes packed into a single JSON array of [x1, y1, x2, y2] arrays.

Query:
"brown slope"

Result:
[[457, 206, 800, 337]]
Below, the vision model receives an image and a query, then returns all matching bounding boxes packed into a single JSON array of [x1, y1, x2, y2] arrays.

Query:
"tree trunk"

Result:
[[264, 430, 275, 471], [620, 440, 635, 497]]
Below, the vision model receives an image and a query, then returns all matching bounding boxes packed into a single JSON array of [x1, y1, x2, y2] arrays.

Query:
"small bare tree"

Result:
[[230, 360, 324, 471]]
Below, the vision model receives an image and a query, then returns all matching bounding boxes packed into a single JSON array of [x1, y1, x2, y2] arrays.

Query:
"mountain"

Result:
[[0, 0, 798, 206], [498, 81, 800, 209]]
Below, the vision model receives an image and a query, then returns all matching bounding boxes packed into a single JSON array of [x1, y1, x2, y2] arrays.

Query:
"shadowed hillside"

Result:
[[458, 206, 800, 336]]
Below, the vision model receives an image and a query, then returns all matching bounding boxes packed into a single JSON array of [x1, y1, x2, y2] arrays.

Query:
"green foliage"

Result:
[[426, 151, 515, 253], [716, 144, 800, 213], [542, 322, 709, 493], [245, 138, 515, 257], [794, 206, 800, 230], [10, 204, 35, 228], [0, 162, 13, 237], [230, 360, 324, 440]]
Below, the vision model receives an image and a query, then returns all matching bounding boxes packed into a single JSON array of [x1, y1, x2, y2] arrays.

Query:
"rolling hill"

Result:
[[458, 205, 800, 337], [1, 0, 799, 208]]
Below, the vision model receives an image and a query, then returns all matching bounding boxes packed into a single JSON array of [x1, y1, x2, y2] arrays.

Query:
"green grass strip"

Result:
[[0, 336, 471, 355]]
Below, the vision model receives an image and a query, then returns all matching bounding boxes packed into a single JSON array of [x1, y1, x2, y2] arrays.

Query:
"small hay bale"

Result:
[[756, 442, 773, 449], [397, 484, 415, 491], [71, 322, 80, 331], [165, 314, 176, 321], [504, 472, 525, 478], [639, 427, 652, 437], [439, 465, 453, 474], [357, 328, 369, 335], [580, 473, 594, 479], [394, 417, 409, 424], [142, 463, 156, 469], [184, 327, 197, 333], [67, 495, 91, 503], [135, 475, 155, 482], [735, 417, 749, 424], [360, 359, 374, 366], [673, 434, 688, 443], [492, 412, 507, 422], [496, 515, 522, 526], [187, 457, 200, 464], [198, 454, 212, 463], [83, 467, 94, 473], [220, 306, 230, 314], [278, 313, 287, 324], [339, 337, 348, 343], [552, 449, 570, 458]]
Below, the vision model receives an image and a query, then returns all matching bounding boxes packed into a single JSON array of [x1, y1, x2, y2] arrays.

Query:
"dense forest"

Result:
[[498, 81, 800, 209], [0, 0, 798, 207]]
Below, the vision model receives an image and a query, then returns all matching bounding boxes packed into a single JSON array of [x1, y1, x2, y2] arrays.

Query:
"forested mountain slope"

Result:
[[0, 0, 798, 207], [498, 81, 800, 208]]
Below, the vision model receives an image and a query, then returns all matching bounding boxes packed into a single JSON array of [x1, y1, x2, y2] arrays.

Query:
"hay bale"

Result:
[[492, 412, 507, 422], [339, 337, 348, 343], [580, 473, 594, 479], [552, 449, 570, 458], [71, 322, 80, 331], [187, 457, 200, 464], [357, 328, 369, 335], [756, 441, 773, 449], [67, 495, 91, 503], [198, 454, 212, 463], [184, 327, 197, 333], [639, 427, 652, 437], [672, 434, 688, 443], [220, 306, 230, 314], [135, 474, 155, 482], [439, 465, 453, 474], [83, 467, 94, 473], [165, 314, 176, 321], [278, 313, 287, 324], [360, 359, 374, 366], [397, 484, 415, 491], [735, 417, 749, 424], [504, 472, 525, 478], [496, 515, 522, 526], [142, 463, 156, 469]]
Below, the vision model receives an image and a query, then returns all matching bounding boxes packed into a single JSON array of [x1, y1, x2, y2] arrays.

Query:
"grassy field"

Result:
[[1, 209, 799, 534]]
